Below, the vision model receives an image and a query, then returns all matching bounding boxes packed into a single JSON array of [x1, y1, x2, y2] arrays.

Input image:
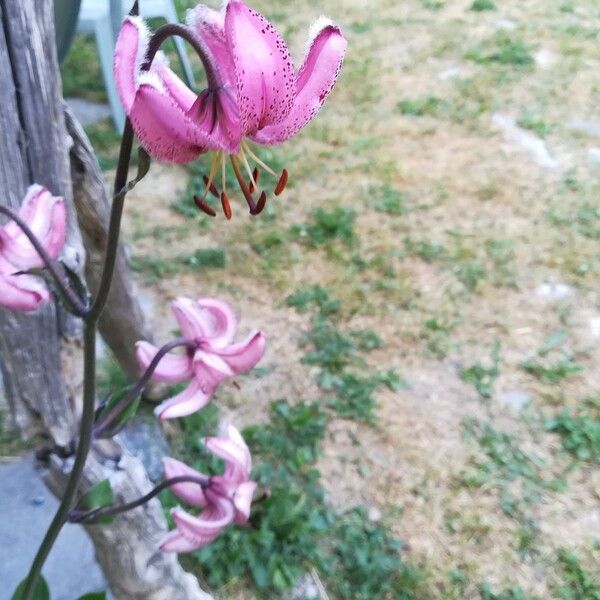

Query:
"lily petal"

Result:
[[187, 4, 236, 85], [233, 480, 257, 523], [114, 16, 150, 112], [192, 350, 235, 394], [205, 425, 251, 474], [163, 457, 208, 508], [172, 297, 238, 347], [135, 340, 193, 383], [0, 261, 50, 312], [212, 331, 266, 373], [161, 504, 234, 552], [129, 74, 213, 163], [154, 378, 211, 420], [225, 0, 295, 135], [252, 19, 347, 144], [1, 186, 66, 269]]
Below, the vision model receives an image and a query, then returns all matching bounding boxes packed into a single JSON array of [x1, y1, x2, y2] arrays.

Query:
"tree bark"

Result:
[[65, 106, 153, 380], [0, 2, 214, 598]]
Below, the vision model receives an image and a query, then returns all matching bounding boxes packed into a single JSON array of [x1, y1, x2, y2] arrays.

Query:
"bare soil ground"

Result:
[[118, 0, 599, 597]]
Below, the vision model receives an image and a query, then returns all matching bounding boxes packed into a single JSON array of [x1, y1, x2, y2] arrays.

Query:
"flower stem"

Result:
[[68, 475, 210, 524], [93, 337, 196, 437], [0, 204, 88, 317], [20, 118, 136, 600], [144, 23, 221, 89]]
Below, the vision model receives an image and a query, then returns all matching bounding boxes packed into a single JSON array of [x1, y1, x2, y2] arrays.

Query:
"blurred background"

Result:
[[1, 0, 599, 598]]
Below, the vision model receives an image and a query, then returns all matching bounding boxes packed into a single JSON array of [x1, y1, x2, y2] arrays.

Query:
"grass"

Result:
[[546, 398, 600, 463], [45, 0, 600, 598], [460, 341, 501, 399], [466, 33, 535, 66]]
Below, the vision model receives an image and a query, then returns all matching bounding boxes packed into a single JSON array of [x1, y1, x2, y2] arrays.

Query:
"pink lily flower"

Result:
[[0, 185, 67, 312], [136, 297, 266, 420], [114, 1, 347, 217], [161, 425, 257, 552]]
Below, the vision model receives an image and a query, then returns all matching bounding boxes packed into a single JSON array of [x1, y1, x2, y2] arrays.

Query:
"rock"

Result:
[[567, 118, 600, 137], [587, 147, 600, 164], [0, 455, 110, 600], [438, 65, 466, 80], [535, 282, 574, 300], [534, 48, 557, 69], [368, 505, 383, 522], [494, 18, 516, 30], [119, 414, 171, 482], [499, 390, 531, 411], [283, 572, 320, 600], [492, 114, 558, 170]]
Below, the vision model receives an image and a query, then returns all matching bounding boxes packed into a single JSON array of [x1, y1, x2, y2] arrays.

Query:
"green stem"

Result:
[[21, 322, 96, 599]]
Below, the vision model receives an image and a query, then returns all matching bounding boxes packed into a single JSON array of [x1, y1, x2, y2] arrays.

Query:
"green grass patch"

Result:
[[397, 96, 448, 117], [546, 398, 600, 463], [470, 0, 496, 11], [466, 33, 535, 67], [291, 206, 357, 247], [460, 341, 501, 400]]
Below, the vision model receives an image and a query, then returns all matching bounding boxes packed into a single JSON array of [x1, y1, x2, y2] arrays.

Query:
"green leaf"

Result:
[[76, 479, 114, 524], [11, 575, 50, 600], [77, 593, 107, 600], [94, 386, 140, 439], [127, 147, 151, 191]]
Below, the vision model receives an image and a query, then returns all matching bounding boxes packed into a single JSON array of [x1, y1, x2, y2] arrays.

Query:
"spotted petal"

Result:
[[187, 4, 236, 85], [252, 19, 347, 144], [224, 0, 295, 135]]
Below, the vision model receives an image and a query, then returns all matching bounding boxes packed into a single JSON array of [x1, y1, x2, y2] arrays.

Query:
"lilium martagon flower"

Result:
[[161, 425, 257, 552], [135, 296, 266, 420], [0, 185, 67, 312], [114, 0, 347, 218]]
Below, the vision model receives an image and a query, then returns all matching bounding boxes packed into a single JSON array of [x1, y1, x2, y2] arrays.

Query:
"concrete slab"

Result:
[[65, 97, 111, 127], [0, 455, 109, 600]]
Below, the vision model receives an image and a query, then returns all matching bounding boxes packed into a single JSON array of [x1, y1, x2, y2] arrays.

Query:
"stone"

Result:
[[0, 455, 110, 600], [499, 390, 531, 411], [535, 282, 574, 300], [587, 147, 600, 164], [492, 114, 558, 170], [283, 572, 320, 600], [567, 118, 600, 137], [119, 414, 171, 482]]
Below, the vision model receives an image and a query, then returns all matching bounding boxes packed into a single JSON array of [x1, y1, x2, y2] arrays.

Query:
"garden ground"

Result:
[[3, 0, 600, 598]]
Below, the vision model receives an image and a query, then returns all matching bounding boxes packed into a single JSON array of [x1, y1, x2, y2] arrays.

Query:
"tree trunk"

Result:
[[0, 2, 213, 598], [64, 105, 153, 381]]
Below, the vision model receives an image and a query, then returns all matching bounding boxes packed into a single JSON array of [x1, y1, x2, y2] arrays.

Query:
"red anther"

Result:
[[221, 192, 232, 220], [252, 191, 267, 215], [193, 195, 216, 217], [248, 168, 260, 193], [202, 175, 219, 198], [274, 169, 288, 196]]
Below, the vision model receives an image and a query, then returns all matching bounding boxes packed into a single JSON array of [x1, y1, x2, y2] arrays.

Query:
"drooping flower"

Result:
[[161, 425, 257, 552], [114, 1, 347, 217], [136, 297, 266, 419], [0, 185, 67, 312]]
